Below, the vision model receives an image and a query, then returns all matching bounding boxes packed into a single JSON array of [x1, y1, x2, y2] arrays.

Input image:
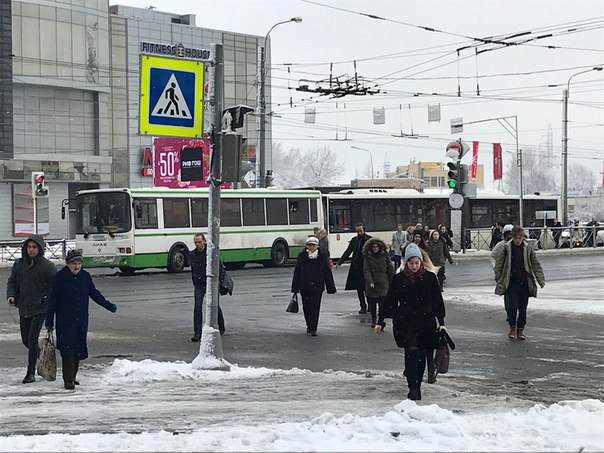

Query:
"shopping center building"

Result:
[[0, 0, 262, 239]]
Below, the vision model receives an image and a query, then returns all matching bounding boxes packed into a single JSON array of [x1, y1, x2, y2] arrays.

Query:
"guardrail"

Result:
[[0, 239, 75, 263], [464, 226, 603, 251]]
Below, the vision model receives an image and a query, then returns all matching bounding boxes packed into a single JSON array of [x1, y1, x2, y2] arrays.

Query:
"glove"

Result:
[[109, 303, 117, 313], [438, 325, 447, 332]]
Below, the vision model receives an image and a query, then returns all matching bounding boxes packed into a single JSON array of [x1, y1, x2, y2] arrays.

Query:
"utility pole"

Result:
[[561, 88, 569, 226], [255, 45, 265, 188], [192, 43, 229, 371]]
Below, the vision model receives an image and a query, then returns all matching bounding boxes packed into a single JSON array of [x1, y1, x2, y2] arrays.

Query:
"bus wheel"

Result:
[[167, 247, 187, 273], [268, 241, 288, 267], [225, 261, 246, 270], [119, 266, 136, 276]]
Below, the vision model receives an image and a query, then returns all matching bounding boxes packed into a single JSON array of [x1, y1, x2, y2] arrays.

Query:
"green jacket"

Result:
[[6, 235, 57, 318]]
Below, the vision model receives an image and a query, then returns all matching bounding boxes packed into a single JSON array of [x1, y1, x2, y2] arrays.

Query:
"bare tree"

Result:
[[504, 147, 557, 194], [568, 163, 596, 195], [272, 144, 344, 188]]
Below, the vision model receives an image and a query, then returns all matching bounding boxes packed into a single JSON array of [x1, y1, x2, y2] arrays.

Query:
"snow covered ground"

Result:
[[0, 278, 602, 451]]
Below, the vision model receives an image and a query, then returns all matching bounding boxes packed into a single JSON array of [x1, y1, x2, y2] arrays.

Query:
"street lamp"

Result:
[[351, 146, 375, 179], [561, 66, 603, 225], [256, 17, 303, 188]]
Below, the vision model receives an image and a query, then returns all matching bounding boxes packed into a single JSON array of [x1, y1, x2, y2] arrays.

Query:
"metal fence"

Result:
[[0, 239, 75, 263], [464, 226, 603, 251]]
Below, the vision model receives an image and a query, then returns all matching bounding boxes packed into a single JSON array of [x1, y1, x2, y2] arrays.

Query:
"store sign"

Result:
[[140, 42, 210, 61]]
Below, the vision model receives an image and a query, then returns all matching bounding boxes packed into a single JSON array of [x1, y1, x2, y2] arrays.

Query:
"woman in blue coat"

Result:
[[46, 250, 117, 390]]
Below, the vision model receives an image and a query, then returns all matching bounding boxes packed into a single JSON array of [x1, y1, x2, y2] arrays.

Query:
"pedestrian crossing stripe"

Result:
[[139, 55, 204, 138]]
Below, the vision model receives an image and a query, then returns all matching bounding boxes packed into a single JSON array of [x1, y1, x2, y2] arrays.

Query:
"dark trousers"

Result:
[[62, 354, 80, 384], [392, 255, 401, 269], [194, 285, 225, 337], [356, 288, 367, 311], [366, 296, 383, 324], [19, 314, 45, 375], [506, 281, 529, 329], [436, 266, 446, 290], [301, 290, 323, 333], [404, 347, 427, 390]]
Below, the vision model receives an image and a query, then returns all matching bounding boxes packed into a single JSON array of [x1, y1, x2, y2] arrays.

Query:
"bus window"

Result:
[[76, 192, 131, 234], [329, 201, 351, 233], [163, 198, 190, 228], [242, 198, 265, 226], [266, 198, 288, 225], [134, 198, 158, 229], [310, 198, 318, 222], [288, 198, 309, 225], [221, 198, 241, 227], [191, 199, 208, 228]]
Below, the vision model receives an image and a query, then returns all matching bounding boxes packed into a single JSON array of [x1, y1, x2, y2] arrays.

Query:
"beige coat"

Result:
[[494, 240, 545, 297]]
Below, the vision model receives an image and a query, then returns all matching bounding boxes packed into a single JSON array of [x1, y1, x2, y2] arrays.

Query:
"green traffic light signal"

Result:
[[447, 179, 457, 189]]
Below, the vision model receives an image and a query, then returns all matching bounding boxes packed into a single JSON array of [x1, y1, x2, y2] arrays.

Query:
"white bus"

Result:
[[74, 188, 323, 274], [323, 189, 559, 257]]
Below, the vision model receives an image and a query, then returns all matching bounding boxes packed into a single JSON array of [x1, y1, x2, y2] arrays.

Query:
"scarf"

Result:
[[402, 263, 426, 282], [307, 249, 319, 260]]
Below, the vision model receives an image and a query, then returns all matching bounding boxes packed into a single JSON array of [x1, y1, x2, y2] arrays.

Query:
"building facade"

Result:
[[0, 0, 263, 240], [388, 161, 485, 190]]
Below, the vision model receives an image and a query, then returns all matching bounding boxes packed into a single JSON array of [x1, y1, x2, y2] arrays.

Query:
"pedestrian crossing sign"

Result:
[[139, 55, 204, 138]]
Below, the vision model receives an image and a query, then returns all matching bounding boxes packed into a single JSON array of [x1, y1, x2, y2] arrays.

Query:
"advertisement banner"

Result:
[[153, 137, 232, 188], [471, 141, 479, 180], [493, 143, 503, 180]]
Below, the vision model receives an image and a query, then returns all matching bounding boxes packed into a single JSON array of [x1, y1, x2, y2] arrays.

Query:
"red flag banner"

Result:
[[493, 143, 502, 180], [471, 141, 479, 180]]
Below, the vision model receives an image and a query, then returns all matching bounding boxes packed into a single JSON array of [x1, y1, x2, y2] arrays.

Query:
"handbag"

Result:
[[219, 271, 234, 296], [286, 293, 299, 313], [37, 330, 57, 381], [434, 329, 455, 374]]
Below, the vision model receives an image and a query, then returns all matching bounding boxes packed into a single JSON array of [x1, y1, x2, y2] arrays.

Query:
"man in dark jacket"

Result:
[[7, 235, 57, 384], [190, 233, 225, 341], [336, 223, 372, 314]]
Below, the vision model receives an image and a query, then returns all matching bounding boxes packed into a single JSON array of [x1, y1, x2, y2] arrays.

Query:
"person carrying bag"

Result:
[[286, 293, 299, 313]]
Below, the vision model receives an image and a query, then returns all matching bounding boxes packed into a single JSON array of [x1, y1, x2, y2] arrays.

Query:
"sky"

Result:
[[1, 276, 603, 451], [120, 0, 604, 186]]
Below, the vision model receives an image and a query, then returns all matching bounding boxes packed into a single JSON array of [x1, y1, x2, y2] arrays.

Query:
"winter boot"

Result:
[[516, 328, 526, 340], [407, 387, 422, 401], [64, 381, 76, 390], [508, 326, 517, 339], [22, 373, 35, 384]]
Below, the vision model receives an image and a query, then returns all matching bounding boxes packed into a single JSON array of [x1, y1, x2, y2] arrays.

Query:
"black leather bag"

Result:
[[434, 330, 455, 374], [286, 293, 299, 313], [219, 271, 234, 296]]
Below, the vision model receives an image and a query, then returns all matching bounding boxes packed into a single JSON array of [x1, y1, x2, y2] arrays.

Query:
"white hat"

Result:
[[305, 236, 319, 246], [503, 224, 514, 233]]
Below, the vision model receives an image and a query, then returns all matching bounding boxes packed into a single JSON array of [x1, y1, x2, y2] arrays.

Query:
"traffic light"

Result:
[[31, 172, 49, 198], [446, 161, 461, 190]]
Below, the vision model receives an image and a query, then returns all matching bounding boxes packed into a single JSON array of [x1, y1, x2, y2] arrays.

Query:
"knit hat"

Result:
[[305, 236, 319, 246], [66, 249, 83, 263], [502, 224, 514, 233], [404, 243, 423, 263]]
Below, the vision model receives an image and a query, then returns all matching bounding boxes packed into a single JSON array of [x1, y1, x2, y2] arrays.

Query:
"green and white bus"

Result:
[[74, 187, 323, 275]]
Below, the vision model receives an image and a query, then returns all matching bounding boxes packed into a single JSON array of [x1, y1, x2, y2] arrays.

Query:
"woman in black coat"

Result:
[[291, 237, 337, 336], [374, 243, 446, 401]]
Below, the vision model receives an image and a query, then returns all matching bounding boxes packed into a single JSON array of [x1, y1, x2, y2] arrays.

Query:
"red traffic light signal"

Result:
[[35, 174, 45, 184], [31, 172, 49, 198]]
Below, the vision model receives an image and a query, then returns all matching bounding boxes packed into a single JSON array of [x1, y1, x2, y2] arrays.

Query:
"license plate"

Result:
[[93, 256, 107, 262]]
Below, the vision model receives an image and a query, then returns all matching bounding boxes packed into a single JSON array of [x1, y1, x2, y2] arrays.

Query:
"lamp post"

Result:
[[256, 17, 302, 188], [351, 146, 375, 179], [561, 66, 603, 225]]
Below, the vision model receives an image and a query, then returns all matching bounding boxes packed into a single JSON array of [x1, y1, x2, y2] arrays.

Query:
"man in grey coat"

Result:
[[493, 226, 545, 340], [7, 235, 57, 383]]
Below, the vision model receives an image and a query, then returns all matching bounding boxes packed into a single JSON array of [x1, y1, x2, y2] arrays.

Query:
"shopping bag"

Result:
[[286, 293, 299, 313], [37, 331, 57, 381]]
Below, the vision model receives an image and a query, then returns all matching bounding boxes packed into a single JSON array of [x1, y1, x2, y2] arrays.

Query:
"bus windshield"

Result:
[[76, 192, 131, 235]]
